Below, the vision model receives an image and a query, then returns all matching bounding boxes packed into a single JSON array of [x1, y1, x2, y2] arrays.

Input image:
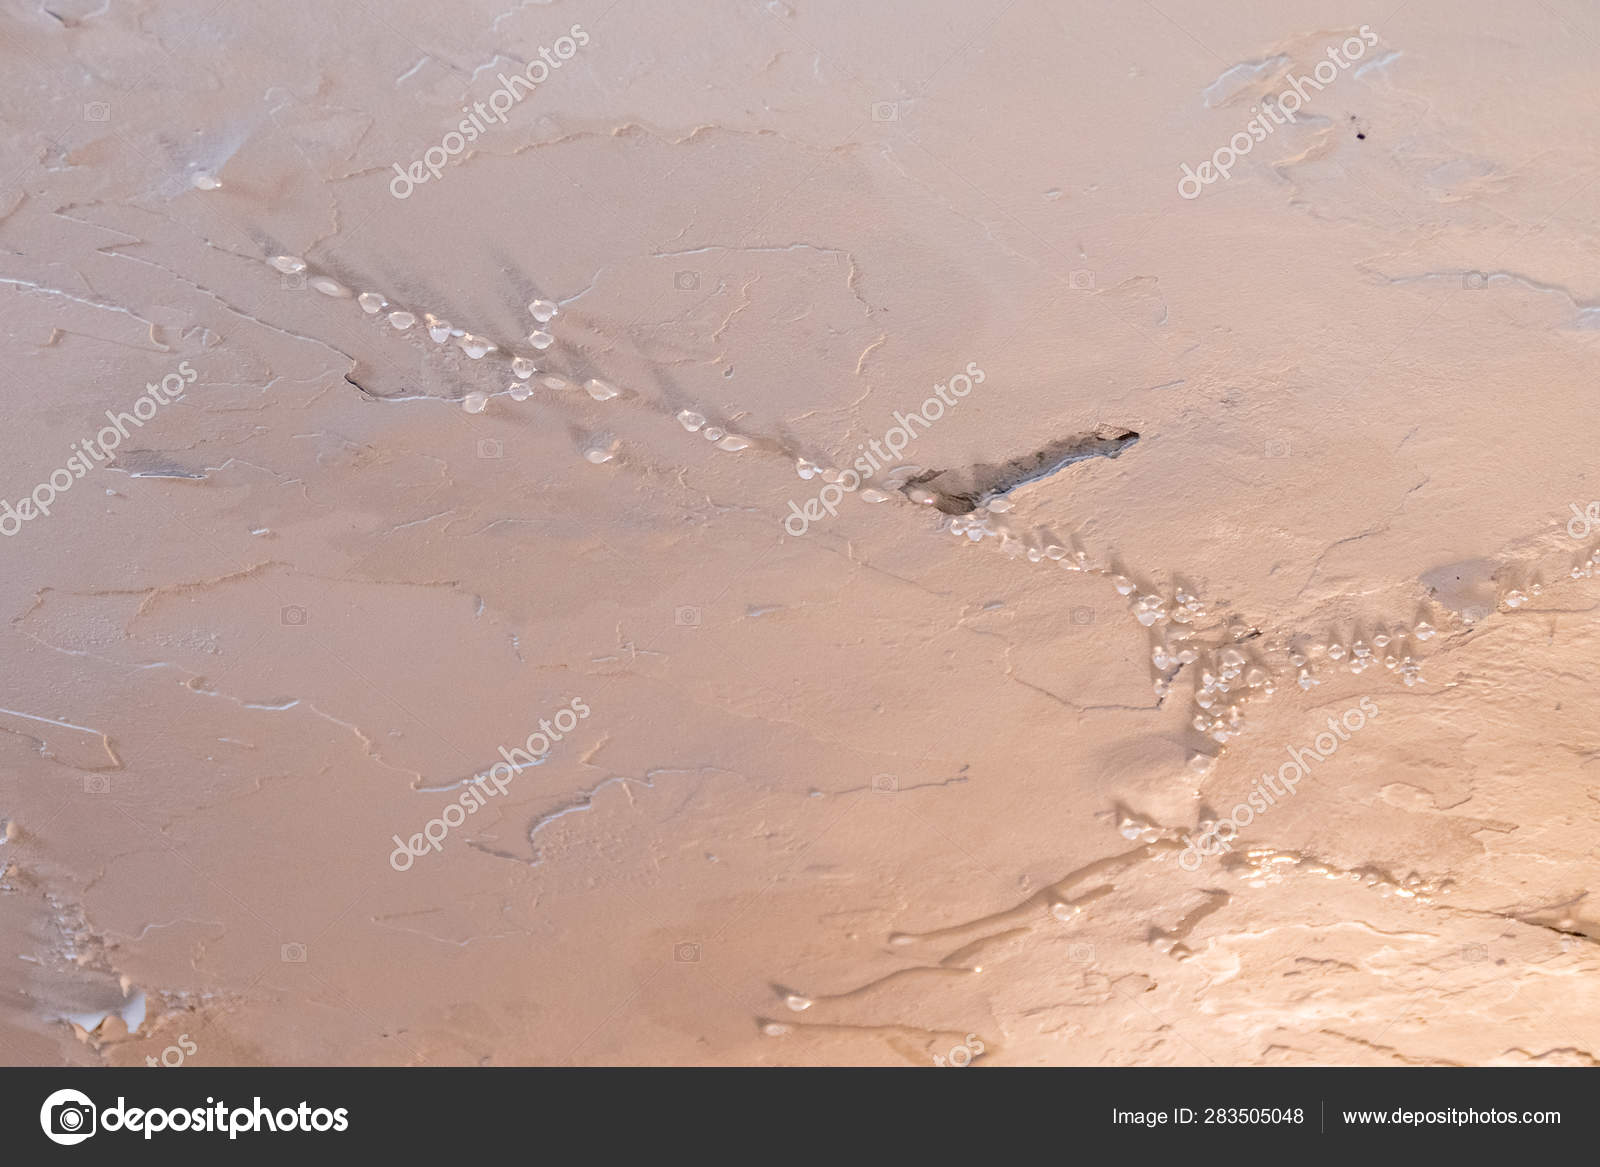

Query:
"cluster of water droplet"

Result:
[[1295, 619, 1432, 689], [1570, 546, 1600, 580], [266, 255, 609, 415], [917, 495, 1455, 767], [676, 408, 754, 454], [1225, 847, 1448, 902]]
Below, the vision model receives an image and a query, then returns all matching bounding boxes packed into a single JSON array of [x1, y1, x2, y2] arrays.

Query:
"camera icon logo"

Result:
[[477, 438, 503, 459], [1263, 438, 1291, 459], [1068, 942, 1095, 963], [83, 102, 110, 122], [40, 1088, 97, 1145], [1462, 270, 1488, 290], [871, 101, 899, 122], [1068, 269, 1095, 290], [1070, 606, 1095, 626], [281, 272, 306, 290], [1461, 943, 1489, 963], [281, 605, 307, 626], [673, 270, 699, 291], [82, 775, 110, 794], [871, 773, 898, 794], [674, 942, 701, 963], [281, 942, 307, 962], [675, 606, 701, 627]]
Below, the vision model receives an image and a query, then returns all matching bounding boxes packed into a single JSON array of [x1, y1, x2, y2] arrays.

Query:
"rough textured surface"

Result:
[[3, 0, 1599, 1067]]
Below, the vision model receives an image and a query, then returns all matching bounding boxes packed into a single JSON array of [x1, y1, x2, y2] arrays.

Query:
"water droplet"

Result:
[[1110, 574, 1135, 595], [527, 330, 554, 350], [878, 465, 922, 490], [511, 357, 536, 379], [508, 382, 532, 401], [427, 317, 452, 343], [270, 255, 307, 274], [388, 310, 415, 330], [540, 375, 571, 391], [704, 426, 726, 442], [458, 334, 495, 359], [795, 457, 818, 479], [191, 172, 221, 190], [717, 434, 749, 452], [528, 299, 559, 322], [462, 392, 488, 414], [783, 994, 812, 1012], [584, 378, 619, 401], [678, 410, 706, 432], [860, 487, 889, 502], [357, 292, 385, 314], [310, 276, 350, 297], [761, 1021, 792, 1037]]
